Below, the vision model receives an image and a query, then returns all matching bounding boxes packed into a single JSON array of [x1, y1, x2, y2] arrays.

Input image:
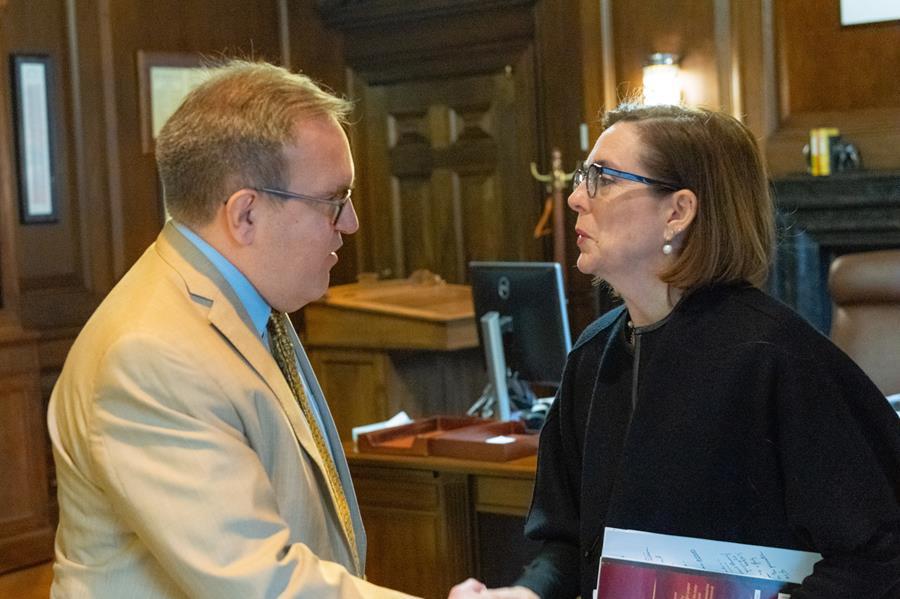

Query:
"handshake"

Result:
[[447, 579, 539, 599]]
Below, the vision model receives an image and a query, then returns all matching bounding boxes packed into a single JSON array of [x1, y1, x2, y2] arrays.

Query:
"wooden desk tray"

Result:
[[356, 416, 487, 456], [428, 421, 539, 462]]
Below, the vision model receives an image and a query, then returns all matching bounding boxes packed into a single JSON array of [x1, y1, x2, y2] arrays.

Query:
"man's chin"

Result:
[[285, 279, 330, 312]]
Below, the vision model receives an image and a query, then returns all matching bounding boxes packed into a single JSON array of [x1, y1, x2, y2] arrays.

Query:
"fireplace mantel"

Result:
[[769, 170, 900, 332]]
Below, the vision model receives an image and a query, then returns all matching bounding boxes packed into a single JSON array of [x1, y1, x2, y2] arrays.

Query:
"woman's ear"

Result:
[[667, 188, 698, 233], [223, 189, 259, 246]]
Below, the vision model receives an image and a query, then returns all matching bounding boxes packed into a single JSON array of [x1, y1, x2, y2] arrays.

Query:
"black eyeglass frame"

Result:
[[252, 186, 352, 225], [572, 163, 681, 197]]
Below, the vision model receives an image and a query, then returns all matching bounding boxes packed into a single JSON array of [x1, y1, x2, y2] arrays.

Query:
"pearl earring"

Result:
[[662, 233, 673, 255]]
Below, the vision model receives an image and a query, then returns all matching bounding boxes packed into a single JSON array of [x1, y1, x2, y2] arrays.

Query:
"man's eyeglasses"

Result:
[[254, 187, 352, 225], [572, 163, 680, 198]]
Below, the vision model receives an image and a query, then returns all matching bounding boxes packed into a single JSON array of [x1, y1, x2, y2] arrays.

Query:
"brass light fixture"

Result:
[[642, 52, 681, 106]]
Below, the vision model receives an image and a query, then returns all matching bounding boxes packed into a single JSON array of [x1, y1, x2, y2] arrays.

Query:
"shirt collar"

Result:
[[172, 221, 271, 339]]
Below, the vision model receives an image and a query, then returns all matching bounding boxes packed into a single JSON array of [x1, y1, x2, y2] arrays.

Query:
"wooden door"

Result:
[[353, 52, 542, 284]]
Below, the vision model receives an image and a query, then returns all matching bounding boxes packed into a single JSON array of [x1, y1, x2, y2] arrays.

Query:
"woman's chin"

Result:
[[575, 255, 599, 277]]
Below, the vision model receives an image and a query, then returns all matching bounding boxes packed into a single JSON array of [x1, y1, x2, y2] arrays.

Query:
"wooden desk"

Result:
[[304, 278, 485, 440], [345, 444, 537, 598]]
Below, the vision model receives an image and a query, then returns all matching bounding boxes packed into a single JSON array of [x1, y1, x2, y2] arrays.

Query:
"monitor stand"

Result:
[[475, 311, 513, 421]]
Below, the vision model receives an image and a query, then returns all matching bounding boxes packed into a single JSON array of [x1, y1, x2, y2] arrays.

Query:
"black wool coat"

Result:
[[516, 283, 900, 599]]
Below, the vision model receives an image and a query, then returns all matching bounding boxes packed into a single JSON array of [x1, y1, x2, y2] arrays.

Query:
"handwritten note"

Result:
[[601, 528, 821, 584]]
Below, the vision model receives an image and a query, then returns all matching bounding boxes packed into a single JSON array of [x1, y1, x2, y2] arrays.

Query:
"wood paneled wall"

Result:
[[2, 0, 346, 337], [595, 0, 899, 176], [1, 0, 898, 573], [0, 0, 21, 329], [767, 0, 900, 174], [107, 1, 283, 270], [611, 0, 721, 108], [778, 0, 899, 114], [0, 0, 345, 571]]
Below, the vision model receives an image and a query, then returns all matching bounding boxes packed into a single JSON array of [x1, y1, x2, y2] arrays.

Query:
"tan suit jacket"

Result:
[[48, 223, 417, 598]]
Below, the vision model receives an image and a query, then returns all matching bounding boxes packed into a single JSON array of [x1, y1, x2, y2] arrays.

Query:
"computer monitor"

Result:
[[468, 261, 572, 421]]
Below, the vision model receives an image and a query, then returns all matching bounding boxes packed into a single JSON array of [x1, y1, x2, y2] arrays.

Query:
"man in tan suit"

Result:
[[48, 60, 417, 599]]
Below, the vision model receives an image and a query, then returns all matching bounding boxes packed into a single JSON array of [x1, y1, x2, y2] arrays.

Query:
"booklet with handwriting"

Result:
[[595, 528, 821, 599]]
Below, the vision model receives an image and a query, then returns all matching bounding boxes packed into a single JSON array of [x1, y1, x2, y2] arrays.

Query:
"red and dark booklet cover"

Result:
[[595, 528, 820, 599], [597, 558, 798, 599]]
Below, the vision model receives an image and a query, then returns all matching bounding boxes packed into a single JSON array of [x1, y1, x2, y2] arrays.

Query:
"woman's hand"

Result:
[[448, 579, 539, 599]]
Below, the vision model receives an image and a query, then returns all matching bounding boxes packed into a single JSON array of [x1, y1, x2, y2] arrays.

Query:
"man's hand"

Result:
[[448, 578, 486, 598], [481, 587, 540, 599], [448, 579, 539, 599]]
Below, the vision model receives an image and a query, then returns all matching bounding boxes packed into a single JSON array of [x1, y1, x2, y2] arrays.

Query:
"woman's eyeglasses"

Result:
[[572, 163, 680, 198]]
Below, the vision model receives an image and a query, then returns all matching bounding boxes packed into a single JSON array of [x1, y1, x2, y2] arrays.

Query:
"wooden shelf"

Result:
[[304, 278, 478, 351]]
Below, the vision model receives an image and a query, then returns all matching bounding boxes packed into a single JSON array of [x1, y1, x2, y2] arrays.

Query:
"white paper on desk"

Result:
[[601, 528, 821, 584], [351, 411, 413, 442]]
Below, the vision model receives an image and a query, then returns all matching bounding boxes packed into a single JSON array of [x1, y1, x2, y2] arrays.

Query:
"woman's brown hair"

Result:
[[603, 103, 775, 288]]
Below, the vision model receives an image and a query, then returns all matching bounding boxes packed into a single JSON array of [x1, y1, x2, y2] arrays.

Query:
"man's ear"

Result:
[[666, 188, 698, 234], [223, 189, 259, 246]]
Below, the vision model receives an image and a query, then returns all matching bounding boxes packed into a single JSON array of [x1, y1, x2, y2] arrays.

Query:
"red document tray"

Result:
[[428, 421, 539, 462], [356, 416, 486, 456]]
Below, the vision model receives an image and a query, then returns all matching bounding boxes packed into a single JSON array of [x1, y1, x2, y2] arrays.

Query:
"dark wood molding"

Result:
[[317, 0, 535, 30], [19, 286, 102, 332], [773, 170, 900, 249], [339, 6, 535, 84], [96, 0, 127, 279], [769, 170, 900, 332], [0, 5, 21, 324], [732, 0, 779, 146], [766, 107, 900, 177], [66, 0, 116, 294], [348, 38, 533, 85]]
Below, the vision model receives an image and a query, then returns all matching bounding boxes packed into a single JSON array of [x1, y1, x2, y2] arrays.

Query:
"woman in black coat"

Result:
[[450, 104, 900, 599]]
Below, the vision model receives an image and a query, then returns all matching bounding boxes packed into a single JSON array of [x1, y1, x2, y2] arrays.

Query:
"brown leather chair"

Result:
[[829, 249, 900, 397]]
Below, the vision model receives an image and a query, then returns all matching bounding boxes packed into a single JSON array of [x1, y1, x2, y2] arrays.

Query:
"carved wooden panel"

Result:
[[354, 53, 541, 284]]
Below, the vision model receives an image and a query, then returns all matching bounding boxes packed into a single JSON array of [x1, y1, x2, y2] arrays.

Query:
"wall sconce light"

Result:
[[642, 53, 681, 106]]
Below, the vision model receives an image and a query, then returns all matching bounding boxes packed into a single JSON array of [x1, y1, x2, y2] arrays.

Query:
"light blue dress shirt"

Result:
[[172, 222, 331, 446]]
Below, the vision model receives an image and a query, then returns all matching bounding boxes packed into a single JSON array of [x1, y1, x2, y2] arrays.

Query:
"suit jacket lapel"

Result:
[[155, 224, 328, 477], [288, 323, 367, 564]]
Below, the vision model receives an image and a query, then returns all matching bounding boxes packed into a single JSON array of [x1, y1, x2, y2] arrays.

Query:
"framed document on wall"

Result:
[[841, 0, 900, 25], [137, 51, 219, 154], [10, 54, 58, 224]]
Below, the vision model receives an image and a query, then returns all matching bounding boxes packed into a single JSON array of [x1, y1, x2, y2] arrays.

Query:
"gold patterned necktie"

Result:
[[267, 311, 360, 575]]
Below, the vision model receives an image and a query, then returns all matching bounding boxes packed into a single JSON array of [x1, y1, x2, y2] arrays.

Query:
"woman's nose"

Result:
[[567, 186, 588, 213]]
